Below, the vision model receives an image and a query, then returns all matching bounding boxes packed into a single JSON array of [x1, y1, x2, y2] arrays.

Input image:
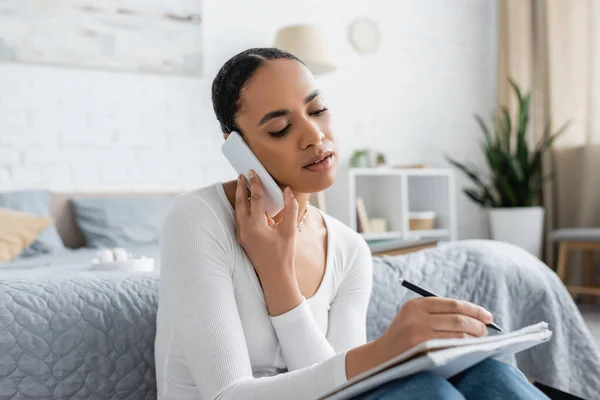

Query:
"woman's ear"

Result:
[[223, 133, 229, 140]]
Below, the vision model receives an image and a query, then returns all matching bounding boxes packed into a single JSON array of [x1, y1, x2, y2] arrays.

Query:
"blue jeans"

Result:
[[353, 359, 549, 400]]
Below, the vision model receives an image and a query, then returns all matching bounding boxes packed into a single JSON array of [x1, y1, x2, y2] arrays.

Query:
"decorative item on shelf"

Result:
[[408, 211, 437, 231], [375, 152, 386, 167], [355, 197, 371, 233], [273, 24, 336, 75], [350, 149, 371, 168], [348, 17, 381, 55], [369, 217, 388, 233], [445, 78, 570, 258], [392, 163, 430, 169], [348, 167, 457, 242]]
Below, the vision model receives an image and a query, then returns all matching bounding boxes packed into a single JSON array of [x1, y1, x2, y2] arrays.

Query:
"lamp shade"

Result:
[[273, 25, 336, 75]]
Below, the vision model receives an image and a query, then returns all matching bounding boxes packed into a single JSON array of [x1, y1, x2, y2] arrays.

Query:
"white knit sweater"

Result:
[[155, 183, 373, 399]]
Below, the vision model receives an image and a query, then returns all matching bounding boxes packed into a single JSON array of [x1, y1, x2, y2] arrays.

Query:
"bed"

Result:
[[1, 192, 599, 399], [0, 192, 171, 400]]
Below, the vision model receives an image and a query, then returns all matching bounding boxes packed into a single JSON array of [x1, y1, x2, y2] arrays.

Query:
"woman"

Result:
[[154, 48, 549, 400]]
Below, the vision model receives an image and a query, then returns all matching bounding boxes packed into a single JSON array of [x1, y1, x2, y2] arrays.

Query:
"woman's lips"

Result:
[[303, 154, 334, 172], [303, 150, 334, 167]]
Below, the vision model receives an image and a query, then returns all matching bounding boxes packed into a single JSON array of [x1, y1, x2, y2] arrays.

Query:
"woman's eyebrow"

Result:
[[305, 89, 320, 104], [257, 90, 321, 127], [258, 109, 288, 126]]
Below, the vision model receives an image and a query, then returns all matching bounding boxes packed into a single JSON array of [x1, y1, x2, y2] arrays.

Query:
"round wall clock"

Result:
[[348, 18, 381, 54]]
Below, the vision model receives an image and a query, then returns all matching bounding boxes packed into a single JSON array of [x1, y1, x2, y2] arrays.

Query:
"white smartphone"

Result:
[[221, 131, 285, 217]]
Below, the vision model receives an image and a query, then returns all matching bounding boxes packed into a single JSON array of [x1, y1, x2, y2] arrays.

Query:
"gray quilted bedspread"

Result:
[[1, 240, 599, 399], [0, 275, 159, 400]]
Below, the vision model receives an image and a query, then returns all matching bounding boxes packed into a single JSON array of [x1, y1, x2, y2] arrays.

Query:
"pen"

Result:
[[399, 279, 504, 332]]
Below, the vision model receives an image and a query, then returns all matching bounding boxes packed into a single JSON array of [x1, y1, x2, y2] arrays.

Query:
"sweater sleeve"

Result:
[[160, 194, 347, 400], [269, 233, 373, 378], [325, 239, 373, 353], [269, 298, 337, 370]]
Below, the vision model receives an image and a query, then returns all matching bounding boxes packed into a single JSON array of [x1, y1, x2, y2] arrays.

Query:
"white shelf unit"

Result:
[[348, 168, 457, 242]]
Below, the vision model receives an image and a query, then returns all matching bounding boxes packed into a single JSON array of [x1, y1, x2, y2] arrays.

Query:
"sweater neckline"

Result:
[[215, 182, 333, 303]]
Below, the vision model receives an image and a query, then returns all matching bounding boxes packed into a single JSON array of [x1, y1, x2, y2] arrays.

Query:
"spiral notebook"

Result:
[[320, 322, 552, 400]]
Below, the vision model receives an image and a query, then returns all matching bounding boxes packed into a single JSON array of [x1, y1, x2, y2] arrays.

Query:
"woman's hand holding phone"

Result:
[[234, 170, 303, 316]]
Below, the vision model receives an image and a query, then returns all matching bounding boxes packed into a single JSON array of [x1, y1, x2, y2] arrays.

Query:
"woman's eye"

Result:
[[310, 107, 329, 116], [269, 124, 291, 138]]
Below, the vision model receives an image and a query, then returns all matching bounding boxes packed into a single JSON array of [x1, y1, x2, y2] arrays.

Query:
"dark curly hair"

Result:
[[211, 48, 304, 135]]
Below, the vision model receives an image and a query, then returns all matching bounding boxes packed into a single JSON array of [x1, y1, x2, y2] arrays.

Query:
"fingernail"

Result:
[[285, 187, 294, 198], [238, 174, 243, 182], [249, 170, 255, 179]]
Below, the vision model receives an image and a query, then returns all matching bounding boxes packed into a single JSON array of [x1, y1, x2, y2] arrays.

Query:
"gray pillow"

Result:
[[71, 197, 173, 248], [0, 189, 66, 257]]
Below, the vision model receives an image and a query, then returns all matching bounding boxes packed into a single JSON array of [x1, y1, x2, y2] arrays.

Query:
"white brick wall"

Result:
[[0, 0, 497, 239]]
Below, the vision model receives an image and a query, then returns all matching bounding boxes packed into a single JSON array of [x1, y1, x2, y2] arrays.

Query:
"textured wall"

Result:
[[0, 0, 497, 239]]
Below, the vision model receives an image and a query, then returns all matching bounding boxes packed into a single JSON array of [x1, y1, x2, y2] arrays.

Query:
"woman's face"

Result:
[[231, 59, 338, 194]]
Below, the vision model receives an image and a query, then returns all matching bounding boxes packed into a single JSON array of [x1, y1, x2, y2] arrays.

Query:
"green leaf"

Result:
[[463, 188, 487, 207], [496, 174, 519, 206], [499, 106, 512, 151], [541, 120, 551, 141], [517, 93, 531, 135], [524, 190, 537, 207], [528, 150, 542, 180], [508, 78, 530, 149], [474, 114, 492, 145], [508, 77, 524, 103], [445, 155, 496, 205], [535, 120, 571, 154], [512, 79, 530, 149], [484, 145, 506, 181], [527, 121, 551, 176], [516, 135, 529, 174], [493, 149, 527, 206], [515, 95, 530, 168], [507, 153, 525, 181]]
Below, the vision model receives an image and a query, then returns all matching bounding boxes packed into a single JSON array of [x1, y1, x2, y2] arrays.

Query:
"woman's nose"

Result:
[[299, 119, 325, 149]]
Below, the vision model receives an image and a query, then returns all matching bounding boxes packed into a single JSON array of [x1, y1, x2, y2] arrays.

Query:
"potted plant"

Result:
[[350, 149, 371, 168], [446, 78, 569, 257], [375, 152, 386, 167]]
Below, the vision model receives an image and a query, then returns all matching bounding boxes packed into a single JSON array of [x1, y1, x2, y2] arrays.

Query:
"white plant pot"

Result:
[[489, 207, 545, 258]]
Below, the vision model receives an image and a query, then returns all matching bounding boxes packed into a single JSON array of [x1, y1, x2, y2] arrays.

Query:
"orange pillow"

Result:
[[0, 208, 53, 262]]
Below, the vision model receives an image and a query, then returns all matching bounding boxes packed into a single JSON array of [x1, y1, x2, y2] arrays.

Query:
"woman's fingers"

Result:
[[239, 172, 296, 234], [235, 174, 249, 221], [279, 187, 298, 237], [422, 298, 493, 324], [430, 314, 488, 337], [407, 329, 477, 350], [429, 331, 476, 340], [248, 170, 268, 222]]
